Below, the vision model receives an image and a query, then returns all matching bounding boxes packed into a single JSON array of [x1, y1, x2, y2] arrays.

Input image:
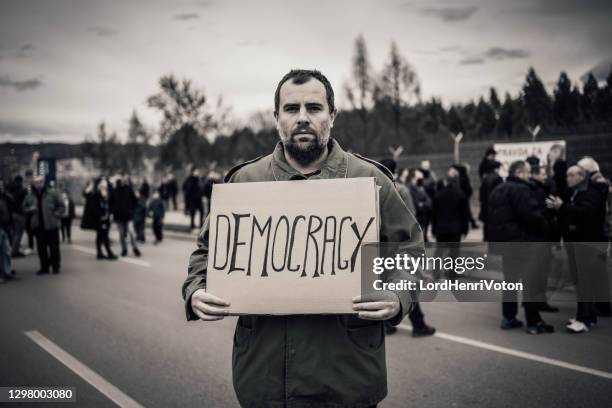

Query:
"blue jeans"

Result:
[[116, 221, 138, 253]]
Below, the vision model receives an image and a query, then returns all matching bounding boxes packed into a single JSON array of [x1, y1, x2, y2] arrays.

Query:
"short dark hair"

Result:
[[274, 69, 335, 115], [509, 160, 527, 176]]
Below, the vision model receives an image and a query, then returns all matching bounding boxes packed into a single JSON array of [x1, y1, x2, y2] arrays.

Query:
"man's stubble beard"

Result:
[[280, 126, 330, 167]]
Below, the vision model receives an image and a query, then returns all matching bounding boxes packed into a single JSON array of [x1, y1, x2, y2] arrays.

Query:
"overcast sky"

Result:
[[0, 0, 610, 143]]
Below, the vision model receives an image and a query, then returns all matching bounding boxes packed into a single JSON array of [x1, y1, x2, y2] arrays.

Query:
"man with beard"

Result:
[[182, 69, 423, 407]]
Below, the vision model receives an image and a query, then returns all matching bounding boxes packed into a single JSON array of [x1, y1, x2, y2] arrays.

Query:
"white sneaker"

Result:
[[566, 320, 589, 333], [567, 317, 576, 325]]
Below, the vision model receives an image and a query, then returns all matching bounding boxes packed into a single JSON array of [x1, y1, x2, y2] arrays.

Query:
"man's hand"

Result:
[[190, 289, 231, 321], [545, 195, 563, 210], [352, 294, 400, 321]]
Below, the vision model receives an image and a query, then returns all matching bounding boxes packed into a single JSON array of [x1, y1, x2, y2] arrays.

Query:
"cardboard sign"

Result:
[[207, 177, 380, 315], [494, 140, 566, 177]]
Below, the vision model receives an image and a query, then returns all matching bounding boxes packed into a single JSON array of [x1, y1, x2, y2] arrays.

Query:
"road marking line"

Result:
[[70, 245, 151, 268], [398, 324, 612, 380], [25, 330, 145, 408]]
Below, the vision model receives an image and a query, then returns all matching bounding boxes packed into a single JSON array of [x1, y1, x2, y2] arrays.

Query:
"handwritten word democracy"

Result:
[[211, 213, 376, 278]]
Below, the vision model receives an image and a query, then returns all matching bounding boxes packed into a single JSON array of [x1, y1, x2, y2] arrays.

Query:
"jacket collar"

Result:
[[506, 175, 532, 187], [270, 138, 348, 181]]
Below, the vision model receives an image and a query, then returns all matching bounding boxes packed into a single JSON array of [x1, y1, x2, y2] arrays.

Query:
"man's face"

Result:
[[566, 167, 585, 188], [33, 177, 44, 190], [275, 78, 336, 165], [516, 163, 531, 181]]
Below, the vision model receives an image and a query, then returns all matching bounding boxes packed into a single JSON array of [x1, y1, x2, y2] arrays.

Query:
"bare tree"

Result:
[[345, 34, 374, 113], [147, 74, 228, 143], [378, 41, 421, 136]]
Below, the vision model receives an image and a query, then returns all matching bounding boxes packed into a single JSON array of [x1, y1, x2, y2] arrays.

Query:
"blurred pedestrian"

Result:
[[432, 165, 470, 278], [479, 160, 502, 241], [0, 180, 16, 283], [202, 171, 221, 219], [148, 190, 165, 244], [7, 175, 27, 257], [111, 173, 141, 257], [547, 162, 609, 332], [159, 175, 171, 210], [488, 161, 554, 334], [183, 168, 204, 229], [454, 163, 478, 229], [407, 168, 433, 243], [167, 173, 178, 211], [478, 146, 497, 180], [529, 163, 560, 313], [23, 176, 65, 275], [84, 178, 117, 260], [59, 190, 75, 244], [133, 191, 147, 243], [139, 178, 151, 200], [380, 159, 436, 337], [419, 159, 437, 201]]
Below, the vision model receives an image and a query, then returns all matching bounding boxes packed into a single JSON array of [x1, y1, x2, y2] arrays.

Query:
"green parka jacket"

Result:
[[182, 139, 423, 408], [23, 187, 65, 231]]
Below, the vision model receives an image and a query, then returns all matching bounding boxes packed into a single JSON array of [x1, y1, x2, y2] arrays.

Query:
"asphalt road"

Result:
[[1, 227, 611, 407]]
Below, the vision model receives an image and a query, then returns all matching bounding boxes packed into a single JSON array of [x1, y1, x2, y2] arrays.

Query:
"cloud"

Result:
[[16, 44, 35, 58], [459, 47, 531, 66], [87, 26, 118, 37], [484, 47, 530, 60], [0, 75, 43, 91], [173, 12, 200, 20], [420, 6, 477, 22], [459, 57, 485, 65]]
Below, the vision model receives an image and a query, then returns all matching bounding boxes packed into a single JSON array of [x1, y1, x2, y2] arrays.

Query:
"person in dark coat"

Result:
[[488, 161, 554, 334], [478, 146, 497, 180], [139, 178, 150, 200], [182, 168, 204, 229], [110, 174, 141, 257], [23, 176, 65, 274], [453, 163, 478, 229], [409, 168, 433, 242], [147, 190, 165, 244], [479, 160, 503, 241], [83, 179, 117, 260], [431, 166, 470, 279], [133, 191, 147, 243], [167, 174, 178, 211], [546, 164, 608, 333], [529, 164, 561, 313], [380, 159, 436, 338], [0, 180, 16, 282], [7, 175, 27, 257]]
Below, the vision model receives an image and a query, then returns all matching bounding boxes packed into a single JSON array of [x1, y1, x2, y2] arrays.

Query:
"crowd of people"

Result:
[[1, 170, 76, 281], [0, 167, 226, 281], [379, 147, 611, 335], [2, 146, 611, 337]]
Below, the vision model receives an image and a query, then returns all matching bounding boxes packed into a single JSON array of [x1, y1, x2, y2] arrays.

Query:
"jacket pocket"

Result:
[[233, 316, 253, 350], [345, 321, 384, 352]]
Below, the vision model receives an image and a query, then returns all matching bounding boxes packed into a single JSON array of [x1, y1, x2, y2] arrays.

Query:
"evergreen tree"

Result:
[[553, 72, 578, 127], [522, 67, 553, 127], [475, 97, 497, 138], [497, 93, 515, 137], [447, 106, 465, 135], [489, 87, 501, 114], [581, 72, 599, 122]]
